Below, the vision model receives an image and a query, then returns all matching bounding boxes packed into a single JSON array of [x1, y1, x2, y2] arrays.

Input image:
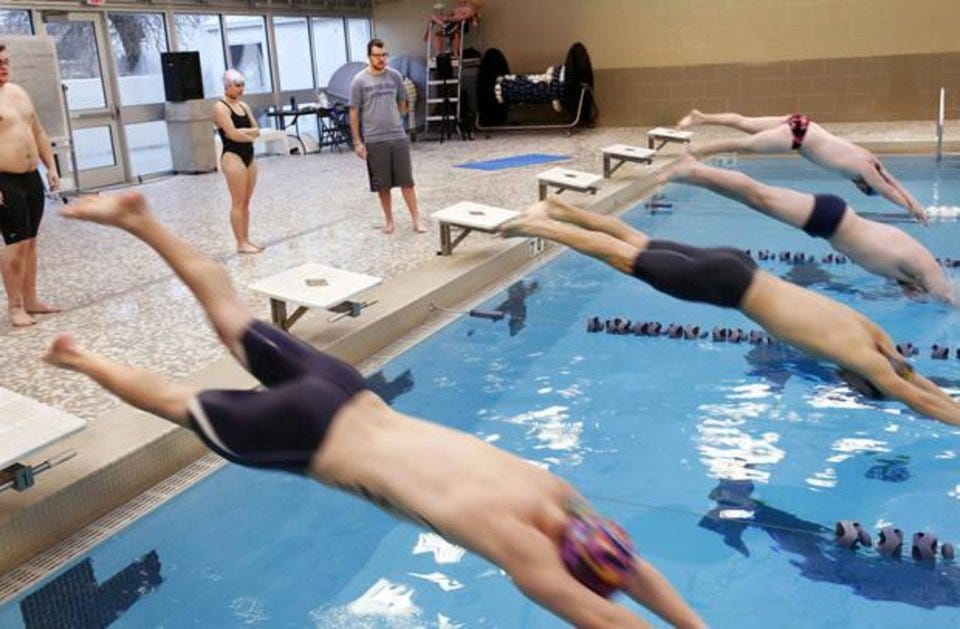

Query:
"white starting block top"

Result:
[[602, 144, 656, 160], [647, 127, 693, 142], [249, 263, 382, 311], [0, 388, 85, 470], [537, 167, 603, 190], [432, 202, 519, 231]]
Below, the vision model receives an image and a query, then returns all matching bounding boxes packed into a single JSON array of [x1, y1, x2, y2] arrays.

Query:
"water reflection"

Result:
[[20, 550, 161, 628], [700, 480, 960, 608]]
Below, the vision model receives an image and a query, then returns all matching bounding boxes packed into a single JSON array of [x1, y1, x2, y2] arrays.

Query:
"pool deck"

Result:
[[1, 120, 957, 585]]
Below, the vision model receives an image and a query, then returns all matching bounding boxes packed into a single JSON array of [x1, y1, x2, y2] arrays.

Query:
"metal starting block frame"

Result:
[[431, 202, 520, 255], [536, 167, 602, 200], [601, 144, 656, 178], [0, 387, 85, 493], [249, 263, 382, 330], [647, 127, 693, 151]]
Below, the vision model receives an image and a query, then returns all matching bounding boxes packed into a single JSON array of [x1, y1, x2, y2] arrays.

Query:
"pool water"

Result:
[[2, 156, 959, 628]]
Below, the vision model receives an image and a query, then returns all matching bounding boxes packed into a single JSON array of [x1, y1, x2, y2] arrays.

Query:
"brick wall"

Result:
[[596, 51, 960, 126]]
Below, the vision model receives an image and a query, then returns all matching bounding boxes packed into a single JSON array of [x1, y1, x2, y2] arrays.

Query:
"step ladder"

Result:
[[424, 20, 465, 139]]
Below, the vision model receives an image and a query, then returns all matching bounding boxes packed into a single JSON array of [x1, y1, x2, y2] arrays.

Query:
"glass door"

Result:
[[43, 12, 126, 188]]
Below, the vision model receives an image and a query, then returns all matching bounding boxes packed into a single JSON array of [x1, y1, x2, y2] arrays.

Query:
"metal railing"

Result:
[[936, 86, 945, 163]]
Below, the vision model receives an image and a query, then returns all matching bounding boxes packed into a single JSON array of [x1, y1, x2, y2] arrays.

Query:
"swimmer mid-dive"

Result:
[[500, 199, 960, 427], [45, 192, 706, 629], [676, 109, 927, 223], [660, 155, 954, 304]]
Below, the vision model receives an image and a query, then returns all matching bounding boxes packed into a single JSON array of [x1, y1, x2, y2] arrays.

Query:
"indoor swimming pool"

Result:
[[2, 155, 958, 627]]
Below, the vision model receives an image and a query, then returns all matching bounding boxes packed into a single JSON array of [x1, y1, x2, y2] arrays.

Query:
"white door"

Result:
[[43, 12, 126, 188]]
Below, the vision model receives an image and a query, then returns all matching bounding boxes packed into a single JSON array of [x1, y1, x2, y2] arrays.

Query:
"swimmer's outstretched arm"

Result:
[[862, 351, 960, 427], [859, 161, 928, 223], [623, 557, 708, 628]]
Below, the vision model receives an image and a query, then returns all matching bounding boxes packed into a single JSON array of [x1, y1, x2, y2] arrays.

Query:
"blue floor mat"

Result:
[[455, 153, 569, 171]]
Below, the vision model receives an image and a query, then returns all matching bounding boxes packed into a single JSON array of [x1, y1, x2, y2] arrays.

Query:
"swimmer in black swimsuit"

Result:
[[676, 109, 928, 223], [501, 198, 960, 426], [660, 155, 954, 303], [44, 191, 705, 629], [212, 70, 263, 254]]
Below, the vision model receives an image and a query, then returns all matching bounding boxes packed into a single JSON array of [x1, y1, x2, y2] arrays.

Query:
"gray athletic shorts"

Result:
[[365, 138, 414, 192]]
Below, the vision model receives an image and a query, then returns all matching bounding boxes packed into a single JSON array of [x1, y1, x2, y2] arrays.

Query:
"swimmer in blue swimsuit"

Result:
[[660, 155, 954, 303], [45, 191, 705, 629], [676, 109, 928, 223], [501, 198, 960, 427]]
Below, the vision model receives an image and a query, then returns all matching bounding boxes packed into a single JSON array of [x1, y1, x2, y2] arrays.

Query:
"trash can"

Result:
[[165, 100, 217, 174]]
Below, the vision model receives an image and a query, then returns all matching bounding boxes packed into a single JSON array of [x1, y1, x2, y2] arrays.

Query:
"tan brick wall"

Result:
[[373, 0, 960, 124], [597, 52, 960, 126]]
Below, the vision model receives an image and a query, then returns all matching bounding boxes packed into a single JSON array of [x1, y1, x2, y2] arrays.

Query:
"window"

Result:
[[125, 120, 172, 175], [224, 15, 272, 93], [45, 21, 107, 110], [346, 18, 370, 62], [273, 16, 313, 91], [174, 14, 225, 98], [0, 9, 32, 35], [311, 17, 346, 88], [107, 12, 168, 106]]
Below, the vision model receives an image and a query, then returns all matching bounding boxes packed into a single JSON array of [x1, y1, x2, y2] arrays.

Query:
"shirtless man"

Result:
[[501, 199, 960, 427], [660, 154, 954, 303], [44, 191, 706, 629], [0, 42, 60, 326], [676, 109, 927, 223]]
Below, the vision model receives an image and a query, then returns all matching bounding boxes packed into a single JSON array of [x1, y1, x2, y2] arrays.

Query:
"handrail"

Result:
[[936, 86, 945, 163]]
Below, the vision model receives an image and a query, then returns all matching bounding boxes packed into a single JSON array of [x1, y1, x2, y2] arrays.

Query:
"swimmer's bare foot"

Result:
[[24, 301, 63, 315], [43, 333, 83, 369], [675, 109, 703, 130], [61, 191, 149, 231], [381, 222, 395, 235], [656, 152, 699, 186], [500, 204, 551, 238], [413, 221, 428, 234], [237, 242, 263, 254], [9, 307, 36, 327]]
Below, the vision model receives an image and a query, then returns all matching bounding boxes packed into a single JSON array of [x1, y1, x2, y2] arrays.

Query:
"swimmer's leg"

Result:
[[660, 154, 814, 229], [62, 192, 254, 361], [677, 110, 787, 133], [538, 199, 649, 249], [501, 208, 641, 274], [44, 333, 196, 426], [692, 125, 793, 158]]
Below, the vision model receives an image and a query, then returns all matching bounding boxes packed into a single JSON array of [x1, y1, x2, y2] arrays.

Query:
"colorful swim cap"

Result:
[[561, 513, 635, 597]]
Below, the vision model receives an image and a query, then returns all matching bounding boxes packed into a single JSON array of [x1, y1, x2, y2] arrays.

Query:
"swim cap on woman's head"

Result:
[[561, 513, 635, 597], [223, 69, 245, 87]]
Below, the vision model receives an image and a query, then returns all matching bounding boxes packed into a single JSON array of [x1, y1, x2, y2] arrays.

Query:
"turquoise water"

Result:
[[2, 156, 959, 627]]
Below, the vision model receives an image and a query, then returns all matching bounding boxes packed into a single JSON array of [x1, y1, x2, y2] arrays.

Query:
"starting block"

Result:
[[431, 201, 520, 255], [0, 387, 85, 493], [537, 167, 602, 201], [647, 127, 693, 151], [249, 263, 382, 330], [601, 144, 656, 178]]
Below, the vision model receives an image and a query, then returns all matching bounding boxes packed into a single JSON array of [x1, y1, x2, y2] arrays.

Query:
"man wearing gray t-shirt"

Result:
[[349, 38, 425, 234]]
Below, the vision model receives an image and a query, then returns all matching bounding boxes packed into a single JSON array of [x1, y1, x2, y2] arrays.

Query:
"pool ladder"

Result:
[[936, 87, 945, 163]]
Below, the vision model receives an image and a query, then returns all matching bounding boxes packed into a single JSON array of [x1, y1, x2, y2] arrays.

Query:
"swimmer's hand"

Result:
[[354, 141, 367, 160], [47, 170, 60, 192], [910, 203, 930, 225]]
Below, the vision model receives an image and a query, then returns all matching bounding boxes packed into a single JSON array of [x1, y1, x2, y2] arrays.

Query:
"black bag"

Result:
[[436, 52, 454, 81]]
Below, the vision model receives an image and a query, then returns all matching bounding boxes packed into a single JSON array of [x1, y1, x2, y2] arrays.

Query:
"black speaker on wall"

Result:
[[161, 51, 204, 102]]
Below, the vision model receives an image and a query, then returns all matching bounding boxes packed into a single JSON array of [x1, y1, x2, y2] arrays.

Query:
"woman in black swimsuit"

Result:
[[213, 70, 263, 254]]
